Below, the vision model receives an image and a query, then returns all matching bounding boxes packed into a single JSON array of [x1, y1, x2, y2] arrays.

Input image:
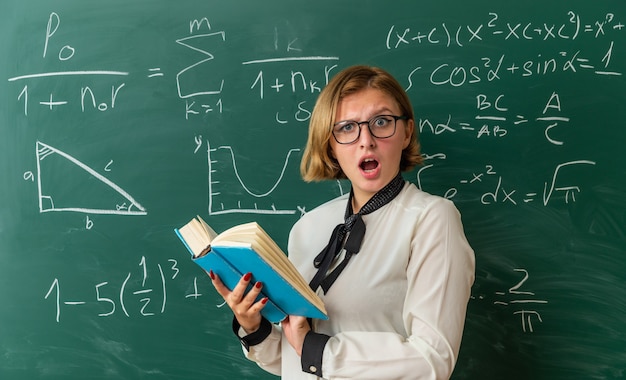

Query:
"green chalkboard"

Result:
[[1, 0, 625, 379]]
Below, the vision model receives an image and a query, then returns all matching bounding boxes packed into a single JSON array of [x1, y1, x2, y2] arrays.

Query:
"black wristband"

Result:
[[231, 316, 272, 351], [301, 331, 330, 377]]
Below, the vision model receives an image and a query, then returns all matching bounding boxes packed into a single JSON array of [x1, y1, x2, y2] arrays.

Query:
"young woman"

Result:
[[210, 65, 475, 379]]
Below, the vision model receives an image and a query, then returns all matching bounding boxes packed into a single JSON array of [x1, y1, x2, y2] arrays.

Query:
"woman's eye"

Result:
[[372, 116, 391, 128], [338, 123, 356, 133]]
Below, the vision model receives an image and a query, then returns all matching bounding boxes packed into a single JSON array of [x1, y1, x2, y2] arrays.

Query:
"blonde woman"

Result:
[[211, 65, 475, 380]]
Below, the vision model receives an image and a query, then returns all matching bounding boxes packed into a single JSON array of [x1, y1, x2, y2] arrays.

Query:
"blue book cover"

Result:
[[175, 219, 327, 323]]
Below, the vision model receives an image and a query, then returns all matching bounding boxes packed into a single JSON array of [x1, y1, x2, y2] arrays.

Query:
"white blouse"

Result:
[[239, 182, 475, 380]]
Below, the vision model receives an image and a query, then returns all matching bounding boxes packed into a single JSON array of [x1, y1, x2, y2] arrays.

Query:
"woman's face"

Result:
[[330, 88, 413, 211]]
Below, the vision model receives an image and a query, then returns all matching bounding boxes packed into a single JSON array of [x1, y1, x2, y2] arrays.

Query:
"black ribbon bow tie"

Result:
[[309, 173, 404, 294]]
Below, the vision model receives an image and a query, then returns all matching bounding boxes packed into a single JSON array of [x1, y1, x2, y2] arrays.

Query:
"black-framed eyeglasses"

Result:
[[331, 114, 408, 145]]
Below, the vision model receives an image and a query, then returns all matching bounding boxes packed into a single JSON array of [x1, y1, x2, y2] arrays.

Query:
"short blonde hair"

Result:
[[300, 65, 422, 182]]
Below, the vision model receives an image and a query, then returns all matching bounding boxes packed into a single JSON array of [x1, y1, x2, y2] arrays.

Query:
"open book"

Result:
[[175, 216, 327, 323]]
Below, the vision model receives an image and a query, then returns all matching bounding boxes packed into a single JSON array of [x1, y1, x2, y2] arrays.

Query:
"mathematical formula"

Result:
[[2, 5, 624, 379], [472, 268, 548, 333], [386, 11, 623, 47], [5, 7, 619, 303], [44, 256, 210, 322], [417, 160, 597, 206]]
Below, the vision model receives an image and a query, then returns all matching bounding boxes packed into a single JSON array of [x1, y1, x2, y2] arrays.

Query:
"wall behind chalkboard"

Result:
[[1, 1, 625, 379]]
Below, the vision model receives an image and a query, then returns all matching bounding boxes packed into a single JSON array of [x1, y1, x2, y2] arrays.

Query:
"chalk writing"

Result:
[[418, 160, 596, 205], [5, 9, 613, 217], [44, 257, 192, 322], [176, 31, 226, 99], [0, 5, 622, 380], [395, 12, 623, 89], [206, 138, 300, 215], [542, 160, 597, 205], [11, 76, 127, 115], [9, 11, 129, 115], [33, 141, 147, 216], [418, 91, 574, 144], [494, 268, 548, 333], [386, 11, 624, 47], [248, 66, 336, 100]]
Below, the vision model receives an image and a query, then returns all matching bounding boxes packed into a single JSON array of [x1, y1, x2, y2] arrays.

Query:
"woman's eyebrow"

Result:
[[337, 108, 397, 122]]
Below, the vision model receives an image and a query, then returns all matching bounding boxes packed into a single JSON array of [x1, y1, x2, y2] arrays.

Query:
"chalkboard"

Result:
[[1, 0, 625, 379]]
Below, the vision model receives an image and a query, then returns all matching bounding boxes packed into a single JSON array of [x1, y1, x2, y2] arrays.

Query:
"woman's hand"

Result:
[[281, 315, 311, 356], [209, 270, 268, 334]]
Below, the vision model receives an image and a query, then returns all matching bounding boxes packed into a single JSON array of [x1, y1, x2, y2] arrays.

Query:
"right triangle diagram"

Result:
[[36, 141, 147, 215]]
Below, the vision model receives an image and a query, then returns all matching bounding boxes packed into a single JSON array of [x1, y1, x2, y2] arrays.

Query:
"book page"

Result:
[[177, 219, 208, 256], [197, 215, 218, 241], [213, 222, 325, 312]]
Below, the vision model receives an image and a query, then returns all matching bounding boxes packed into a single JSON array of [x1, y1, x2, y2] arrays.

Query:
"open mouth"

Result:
[[360, 158, 379, 172]]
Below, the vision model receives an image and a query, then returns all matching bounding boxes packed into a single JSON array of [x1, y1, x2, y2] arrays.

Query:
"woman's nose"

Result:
[[358, 123, 376, 146]]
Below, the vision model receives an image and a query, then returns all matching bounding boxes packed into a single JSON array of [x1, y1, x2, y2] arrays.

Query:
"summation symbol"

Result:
[[176, 30, 226, 99]]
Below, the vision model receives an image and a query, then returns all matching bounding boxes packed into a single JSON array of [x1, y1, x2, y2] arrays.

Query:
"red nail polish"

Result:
[[255, 281, 263, 289], [209, 270, 215, 280], [243, 272, 252, 281], [261, 297, 269, 305]]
